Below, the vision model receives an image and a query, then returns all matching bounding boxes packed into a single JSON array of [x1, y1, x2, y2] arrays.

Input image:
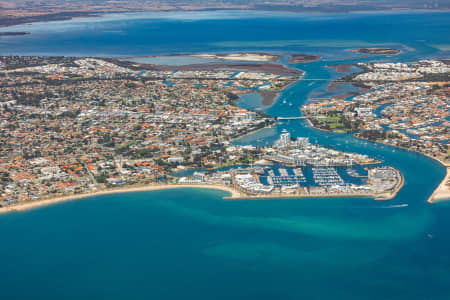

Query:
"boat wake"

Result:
[[381, 204, 409, 208]]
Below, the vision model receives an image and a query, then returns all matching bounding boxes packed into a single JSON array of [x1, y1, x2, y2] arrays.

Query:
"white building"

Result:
[[275, 130, 291, 148], [193, 172, 206, 182], [168, 156, 184, 164]]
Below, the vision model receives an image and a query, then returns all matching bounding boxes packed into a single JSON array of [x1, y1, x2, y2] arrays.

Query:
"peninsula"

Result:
[[428, 166, 450, 203]]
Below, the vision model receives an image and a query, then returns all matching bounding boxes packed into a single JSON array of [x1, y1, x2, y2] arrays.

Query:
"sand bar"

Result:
[[189, 53, 280, 62]]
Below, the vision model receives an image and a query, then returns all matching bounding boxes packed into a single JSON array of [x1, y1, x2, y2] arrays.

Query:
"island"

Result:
[[287, 54, 321, 64], [115, 59, 304, 75], [349, 48, 402, 55]]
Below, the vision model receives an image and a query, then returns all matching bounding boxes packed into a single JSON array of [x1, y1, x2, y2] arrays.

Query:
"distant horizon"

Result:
[[0, 0, 449, 29]]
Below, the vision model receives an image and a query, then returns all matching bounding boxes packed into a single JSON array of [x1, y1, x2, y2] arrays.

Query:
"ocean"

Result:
[[0, 10, 449, 300]]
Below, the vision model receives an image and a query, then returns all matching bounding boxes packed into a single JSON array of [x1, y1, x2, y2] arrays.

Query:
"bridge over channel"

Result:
[[276, 116, 309, 120]]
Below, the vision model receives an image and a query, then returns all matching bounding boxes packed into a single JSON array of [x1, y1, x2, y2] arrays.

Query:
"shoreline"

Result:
[[376, 168, 405, 201], [225, 193, 374, 200], [227, 168, 404, 201], [301, 63, 449, 204], [350, 134, 449, 203], [428, 167, 450, 203], [230, 124, 276, 142], [0, 184, 242, 214], [0, 178, 404, 214], [0, 6, 450, 28], [351, 132, 448, 202], [1, 9, 448, 30], [304, 117, 450, 203]]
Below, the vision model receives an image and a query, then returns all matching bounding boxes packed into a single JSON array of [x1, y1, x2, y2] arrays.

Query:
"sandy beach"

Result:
[[0, 174, 404, 214], [0, 184, 242, 214], [428, 167, 450, 203]]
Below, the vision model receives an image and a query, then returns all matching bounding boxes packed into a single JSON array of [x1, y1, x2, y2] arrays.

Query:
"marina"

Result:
[[346, 167, 367, 178], [312, 167, 344, 186], [264, 167, 307, 187]]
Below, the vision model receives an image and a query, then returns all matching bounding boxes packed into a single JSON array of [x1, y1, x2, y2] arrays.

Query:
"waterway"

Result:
[[0, 10, 449, 300]]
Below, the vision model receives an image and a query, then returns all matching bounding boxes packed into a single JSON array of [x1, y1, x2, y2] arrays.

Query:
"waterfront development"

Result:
[[302, 59, 449, 202], [179, 131, 402, 200], [0, 55, 402, 208], [0, 10, 449, 300]]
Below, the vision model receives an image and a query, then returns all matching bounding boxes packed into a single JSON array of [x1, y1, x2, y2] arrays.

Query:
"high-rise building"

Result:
[[275, 130, 291, 148]]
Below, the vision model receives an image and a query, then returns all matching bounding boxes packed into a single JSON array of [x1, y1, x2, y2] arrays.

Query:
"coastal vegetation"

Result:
[[307, 114, 361, 133]]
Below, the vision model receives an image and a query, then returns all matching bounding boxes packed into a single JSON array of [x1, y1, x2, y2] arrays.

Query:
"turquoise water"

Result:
[[1, 10, 449, 57], [0, 10, 449, 299]]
